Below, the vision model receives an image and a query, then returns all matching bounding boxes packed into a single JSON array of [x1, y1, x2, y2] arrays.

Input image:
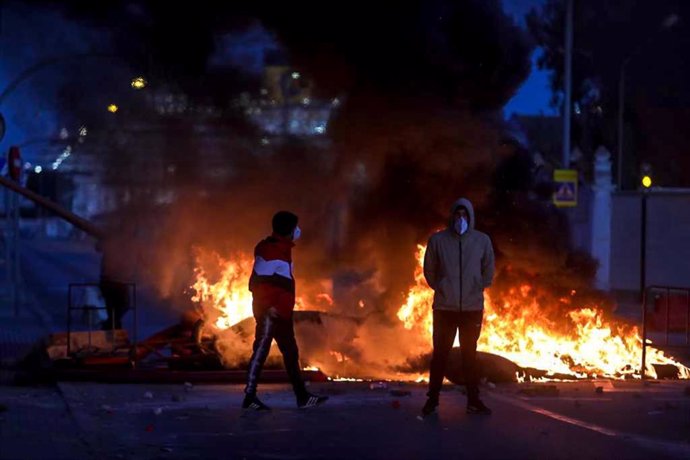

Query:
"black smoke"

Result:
[[24, 2, 605, 320]]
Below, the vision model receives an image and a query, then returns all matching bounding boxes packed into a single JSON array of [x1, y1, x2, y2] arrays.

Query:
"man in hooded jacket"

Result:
[[421, 198, 495, 416]]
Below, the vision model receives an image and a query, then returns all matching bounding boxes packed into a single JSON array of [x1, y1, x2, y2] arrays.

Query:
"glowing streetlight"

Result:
[[131, 76, 147, 90], [107, 104, 119, 113]]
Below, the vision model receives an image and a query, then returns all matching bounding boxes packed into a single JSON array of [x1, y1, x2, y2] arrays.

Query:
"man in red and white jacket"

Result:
[[243, 211, 328, 410]]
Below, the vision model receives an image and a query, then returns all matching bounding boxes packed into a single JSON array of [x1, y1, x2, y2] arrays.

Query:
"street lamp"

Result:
[[562, 0, 574, 169], [131, 76, 147, 90], [617, 14, 680, 190], [107, 103, 119, 113], [639, 162, 653, 373]]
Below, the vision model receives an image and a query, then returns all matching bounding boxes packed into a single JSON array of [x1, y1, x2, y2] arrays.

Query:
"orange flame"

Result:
[[302, 365, 321, 371], [397, 245, 690, 380], [190, 244, 689, 380], [190, 248, 254, 329]]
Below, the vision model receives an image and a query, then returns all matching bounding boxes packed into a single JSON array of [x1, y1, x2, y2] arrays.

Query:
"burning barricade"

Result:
[[192, 244, 690, 382]]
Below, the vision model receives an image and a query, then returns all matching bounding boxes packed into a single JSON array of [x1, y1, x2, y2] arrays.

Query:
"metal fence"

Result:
[[66, 282, 137, 364]]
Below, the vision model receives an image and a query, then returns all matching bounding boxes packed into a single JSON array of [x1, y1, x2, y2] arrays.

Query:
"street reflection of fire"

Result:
[[190, 244, 689, 380], [397, 245, 690, 380]]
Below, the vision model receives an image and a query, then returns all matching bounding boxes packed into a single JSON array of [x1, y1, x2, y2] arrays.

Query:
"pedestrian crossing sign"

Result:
[[553, 169, 578, 207]]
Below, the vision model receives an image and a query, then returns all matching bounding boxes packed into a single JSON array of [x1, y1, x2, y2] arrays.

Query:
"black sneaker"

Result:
[[242, 393, 271, 411], [467, 398, 492, 415], [421, 397, 438, 417], [297, 392, 329, 408]]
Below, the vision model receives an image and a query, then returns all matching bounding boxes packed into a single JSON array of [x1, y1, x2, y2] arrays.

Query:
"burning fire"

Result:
[[190, 248, 254, 329], [302, 366, 321, 371], [190, 244, 688, 381], [397, 245, 690, 380], [190, 247, 312, 330]]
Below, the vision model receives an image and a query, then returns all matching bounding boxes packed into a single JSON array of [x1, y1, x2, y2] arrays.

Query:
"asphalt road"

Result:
[[1, 380, 689, 460]]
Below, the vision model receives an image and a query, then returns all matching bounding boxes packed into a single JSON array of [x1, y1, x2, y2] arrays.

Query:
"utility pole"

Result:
[[562, 0, 574, 169]]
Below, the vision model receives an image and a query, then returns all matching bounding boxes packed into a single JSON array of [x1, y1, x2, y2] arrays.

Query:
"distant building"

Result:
[[24, 63, 341, 235], [237, 65, 338, 137]]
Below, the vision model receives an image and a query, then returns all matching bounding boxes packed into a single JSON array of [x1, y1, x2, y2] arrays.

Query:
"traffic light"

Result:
[[640, 163, 653, 189]]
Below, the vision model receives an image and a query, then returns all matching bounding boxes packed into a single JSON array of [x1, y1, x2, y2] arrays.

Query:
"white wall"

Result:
[[610, 192, 690, 291]]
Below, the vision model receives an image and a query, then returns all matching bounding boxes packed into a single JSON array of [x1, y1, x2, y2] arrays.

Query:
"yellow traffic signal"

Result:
[[107, 104, 119, 113], [642, 175, 652, 188]]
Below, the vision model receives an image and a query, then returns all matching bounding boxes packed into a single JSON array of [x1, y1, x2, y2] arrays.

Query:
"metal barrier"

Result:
[[67, 282, 137, 365], [641, 285, 690, 378]]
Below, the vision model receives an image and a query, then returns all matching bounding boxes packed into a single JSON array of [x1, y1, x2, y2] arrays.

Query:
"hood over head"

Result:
[[448, 197, 475, 230]]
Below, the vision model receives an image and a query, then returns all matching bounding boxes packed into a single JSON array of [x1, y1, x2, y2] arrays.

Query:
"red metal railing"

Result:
[[641, 285, 690, 378]]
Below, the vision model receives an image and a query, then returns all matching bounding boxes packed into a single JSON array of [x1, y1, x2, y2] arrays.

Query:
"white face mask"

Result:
[[292, 225, 301, 241], [454, 217, 468, 235]]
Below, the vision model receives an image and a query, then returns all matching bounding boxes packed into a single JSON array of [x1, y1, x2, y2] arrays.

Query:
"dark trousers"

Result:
[[245, 309, 306, 397], [428, 309, 483, 401]]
